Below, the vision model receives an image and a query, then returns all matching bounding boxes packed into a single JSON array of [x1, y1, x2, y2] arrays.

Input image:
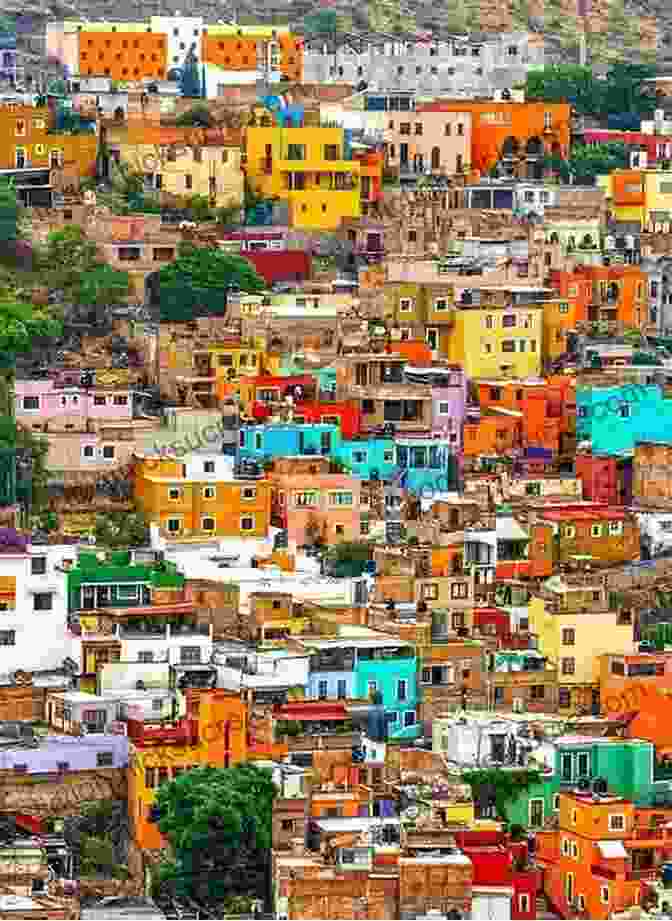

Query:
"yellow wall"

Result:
[[245, 125, 361, 229], [446, 307, 542, 378], [529, 596, 636, 686], [116, 142, 243, 207]]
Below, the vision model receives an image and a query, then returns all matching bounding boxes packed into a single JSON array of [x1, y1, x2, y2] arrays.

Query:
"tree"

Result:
[[154, 764, 276, 910], [74, 263, 130, 308], [179, 47, 203, 99], [323, 540, 374, 578], [95, 510, 149, 548], [0, 179, 18, 246], [43, 225, 99, 291], [156, 241, 265, 321]]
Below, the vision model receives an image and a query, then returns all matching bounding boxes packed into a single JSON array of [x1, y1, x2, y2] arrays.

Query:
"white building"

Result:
[[0, 539, 79, 676]]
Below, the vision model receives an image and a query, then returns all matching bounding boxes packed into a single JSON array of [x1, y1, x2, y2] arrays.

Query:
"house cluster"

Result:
[[4, 8, 672, 921]]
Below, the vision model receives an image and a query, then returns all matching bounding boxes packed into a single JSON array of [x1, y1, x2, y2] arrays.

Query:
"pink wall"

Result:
[[272, 473, 362, 546], [15, 381, 133, 420]]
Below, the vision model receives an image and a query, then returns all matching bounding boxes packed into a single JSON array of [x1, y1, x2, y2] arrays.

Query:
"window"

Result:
[[609, 521, 624, 536], [562, 628, 575, 646], [240, 516, 255, 531], [0, 631, 15, 645], [31, 557, 46, 576], [201, 516, 215, 531], [329, 492, 353, 507], [397, 680, 408, 702], [609, 814, 625, 831], [591, 524, 603, 538], [561, 657, 575, 675], [403, 710, 417, 727], [96, 751, 114, 767], [34, 593, 53, 611]]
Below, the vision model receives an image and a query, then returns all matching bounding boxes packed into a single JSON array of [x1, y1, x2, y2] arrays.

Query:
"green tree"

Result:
[[0, 179, 18, 245], [74, 263, 130, 307], [156, 241, 265, 321], [179, 46, 202, 98], [95, 510, 148, 548], [43, 225, 99, 291], [154, 764, 276, 910], [323, 540, 374, 578]]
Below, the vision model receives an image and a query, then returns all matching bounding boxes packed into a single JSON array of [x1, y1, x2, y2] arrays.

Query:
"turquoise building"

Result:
[[505, 735, 672, 830], [303, 637, 420, 741], [576, 383, 672, 455]]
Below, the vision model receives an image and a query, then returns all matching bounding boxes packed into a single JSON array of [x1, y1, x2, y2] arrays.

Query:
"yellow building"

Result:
[[114, 141, 244, 208], [134, 455, 272, 540], [528, 578, 637, 714], [445, 299, 543, 379], [245, 124, 361, 229]]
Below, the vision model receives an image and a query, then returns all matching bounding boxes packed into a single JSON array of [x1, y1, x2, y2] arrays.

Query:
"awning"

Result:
[[597, 840, 628, 859]]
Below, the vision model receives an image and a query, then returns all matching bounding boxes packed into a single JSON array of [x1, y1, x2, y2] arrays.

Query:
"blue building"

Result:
[[239, 423, 342, 461], [576, 383, 672, 456], [300, 637, 420, 741]]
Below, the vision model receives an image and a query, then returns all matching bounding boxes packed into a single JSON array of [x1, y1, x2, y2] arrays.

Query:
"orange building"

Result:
[[78, 31, 167, 80], [551, 264, 649, 328], [202, 27, 302, 83], [127, 688, 248, 850], [416, 100, 570, 175], [540, 789, 672, 919], [0, 102, 98, 175]]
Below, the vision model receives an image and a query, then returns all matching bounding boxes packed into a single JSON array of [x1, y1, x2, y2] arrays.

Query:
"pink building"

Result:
[[15, 380, 134, 422], [269, 469, 362, 547], [385, 109, 472, 176]]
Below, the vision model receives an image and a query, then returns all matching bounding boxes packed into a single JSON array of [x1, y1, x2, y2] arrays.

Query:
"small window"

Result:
[[31, 557, 47, 576]]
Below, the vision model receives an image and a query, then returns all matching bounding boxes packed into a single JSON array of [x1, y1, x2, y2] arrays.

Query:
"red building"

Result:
[[584, 129, 672, 167], [294, 400, 362, 439]]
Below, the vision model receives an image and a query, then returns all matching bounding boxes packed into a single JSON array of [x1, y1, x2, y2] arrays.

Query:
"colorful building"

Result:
[[133, 453, 272, 540], [127, 688, 248, 850], [413, 99, 570, 176], [244, 123, 364, 229], [444, 297, 543, 380], [0, 100, 97, 174]]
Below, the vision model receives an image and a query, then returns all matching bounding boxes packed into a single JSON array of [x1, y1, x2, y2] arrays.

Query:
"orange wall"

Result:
[[418, 101, 570, 172], [201, 32, 303, 81], [463, 414, 521, 457], [78, 31, 167, 80]]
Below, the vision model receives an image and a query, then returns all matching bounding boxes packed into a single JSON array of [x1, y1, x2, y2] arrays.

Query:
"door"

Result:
[[530, 798, 544, 828]]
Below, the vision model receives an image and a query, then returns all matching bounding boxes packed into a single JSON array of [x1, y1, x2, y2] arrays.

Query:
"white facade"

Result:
[[149, 15, 204, 74], [0, 544, 78, 677], [303, 33, 544, 95]]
